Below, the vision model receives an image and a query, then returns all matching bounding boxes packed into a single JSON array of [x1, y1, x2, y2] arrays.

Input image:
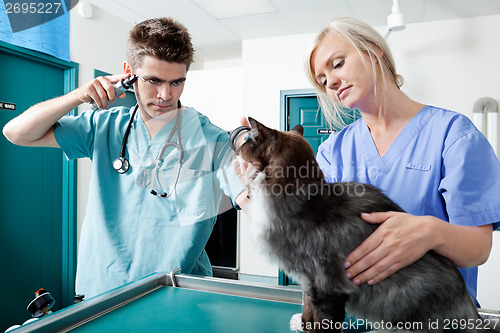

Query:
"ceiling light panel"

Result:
[[349, 2, 390, 27], [269, 0, 349, 12], [117, 0, 216, 24], [282, 7, 352, 34], [222, 13, 293, 39], [192, 0, 276, 19]]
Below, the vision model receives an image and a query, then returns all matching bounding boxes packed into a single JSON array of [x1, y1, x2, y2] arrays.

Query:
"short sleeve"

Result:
[[54, 111, 96, 160], [440, 129, 500, 229]]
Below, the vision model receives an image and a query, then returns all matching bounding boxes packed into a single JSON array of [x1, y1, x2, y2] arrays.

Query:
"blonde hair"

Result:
[[305, 17, 403, 129]]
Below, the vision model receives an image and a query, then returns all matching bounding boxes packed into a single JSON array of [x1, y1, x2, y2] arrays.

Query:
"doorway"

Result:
[[0, 41, 77, 330], [280, 89, 331, 153]]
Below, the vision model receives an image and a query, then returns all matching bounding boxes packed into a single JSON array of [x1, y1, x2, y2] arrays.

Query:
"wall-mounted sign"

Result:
[[317, 129, 334, 135], [0, 101, 16, 111]]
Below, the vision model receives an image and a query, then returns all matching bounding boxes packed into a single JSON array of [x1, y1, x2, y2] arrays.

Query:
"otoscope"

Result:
[[89, 75, 138, 111]]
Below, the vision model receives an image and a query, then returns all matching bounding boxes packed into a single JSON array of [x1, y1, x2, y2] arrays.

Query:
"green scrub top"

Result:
[[54, 106, 245, 298]]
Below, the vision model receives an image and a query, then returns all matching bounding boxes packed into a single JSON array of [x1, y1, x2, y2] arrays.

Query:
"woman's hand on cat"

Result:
[[344, 211, 435, 286]]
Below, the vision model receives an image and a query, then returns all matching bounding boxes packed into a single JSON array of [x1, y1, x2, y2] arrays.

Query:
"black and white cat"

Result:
[[235, 118, 492, 333]]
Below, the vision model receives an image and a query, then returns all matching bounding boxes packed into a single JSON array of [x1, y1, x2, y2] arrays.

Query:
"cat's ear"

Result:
[[248, 117, 258, 129], [291, 125, 304, 136], [248, 117, 273, 138]]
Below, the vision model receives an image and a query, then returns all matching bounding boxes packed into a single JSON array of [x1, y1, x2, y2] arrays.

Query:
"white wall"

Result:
[[182, 64, 243, 131], [69, 7, 132, 242], [242, 33, 315, 129]]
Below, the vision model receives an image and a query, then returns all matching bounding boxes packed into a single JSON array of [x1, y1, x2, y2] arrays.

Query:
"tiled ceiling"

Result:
[[84, 0, 500, 63]]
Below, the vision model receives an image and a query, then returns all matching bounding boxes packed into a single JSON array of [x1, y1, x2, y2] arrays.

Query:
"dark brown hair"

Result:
[[127, 17, 195, 70]]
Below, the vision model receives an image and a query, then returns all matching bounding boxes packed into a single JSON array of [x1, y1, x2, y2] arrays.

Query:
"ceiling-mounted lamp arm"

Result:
[[383, 28, 391, 40], [391, 0, 401, 14], [384, 0, 406, 40]]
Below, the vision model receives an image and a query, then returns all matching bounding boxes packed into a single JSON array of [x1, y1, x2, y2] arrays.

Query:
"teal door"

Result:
[[0, 42, 77, 330], [287, 94, 330, 155], [281, 90, 329, 285], [284, 90, 361, 154], [279, 90, 360, 286]]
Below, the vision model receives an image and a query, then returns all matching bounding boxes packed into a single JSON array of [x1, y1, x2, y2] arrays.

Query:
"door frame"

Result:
[[279, 88, 317, 286], [0, 40, 78, 307], [280, 88, 316, 131]]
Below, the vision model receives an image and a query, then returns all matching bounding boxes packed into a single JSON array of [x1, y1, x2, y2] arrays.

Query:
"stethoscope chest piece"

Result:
[[113, 104, 139, 174], [113, 157, 130, 174]]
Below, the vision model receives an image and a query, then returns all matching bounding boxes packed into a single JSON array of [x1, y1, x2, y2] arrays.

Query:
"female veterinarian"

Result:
[[305, 17, 500, 307]]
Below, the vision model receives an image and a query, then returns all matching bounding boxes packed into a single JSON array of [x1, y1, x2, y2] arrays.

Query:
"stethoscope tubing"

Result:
[[113, 102, 184, 198], [120, 104, 140, 159], [149, 109, 184, 198]]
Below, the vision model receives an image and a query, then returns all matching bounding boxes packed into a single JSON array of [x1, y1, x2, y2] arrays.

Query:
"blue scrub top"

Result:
[[317, 105, 500, 305], [54, 106, 245, 298]]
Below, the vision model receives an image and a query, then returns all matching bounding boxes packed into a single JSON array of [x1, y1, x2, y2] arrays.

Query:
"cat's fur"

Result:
[[236, 118, 492, 333]]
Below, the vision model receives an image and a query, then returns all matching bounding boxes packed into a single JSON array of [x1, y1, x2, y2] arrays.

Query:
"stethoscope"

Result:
[[112, 101, 184, 198]]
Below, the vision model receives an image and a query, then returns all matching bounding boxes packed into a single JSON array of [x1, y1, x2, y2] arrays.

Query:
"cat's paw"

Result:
[[290, 313, 305, 332]]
